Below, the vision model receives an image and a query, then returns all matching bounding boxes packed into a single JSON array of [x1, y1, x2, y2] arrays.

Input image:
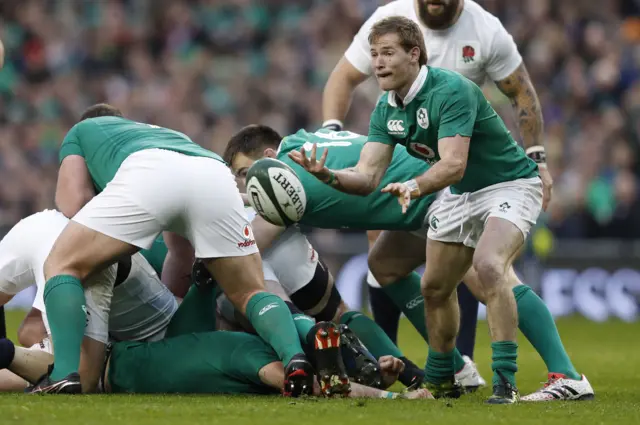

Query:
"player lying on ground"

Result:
[[0, 255, 432, 399], [37, 104, 312, 395], [224, 124, 594, 402], [0, 210, 426, 397]]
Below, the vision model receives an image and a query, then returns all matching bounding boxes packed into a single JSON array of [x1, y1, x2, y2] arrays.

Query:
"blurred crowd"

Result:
[[1, 0, 640, 240]]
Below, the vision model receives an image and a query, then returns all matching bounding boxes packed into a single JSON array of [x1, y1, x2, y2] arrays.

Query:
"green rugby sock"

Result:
[[43, 275, 86, 381], [491, 341, 518, 387], [292, 313, 316, 345], [340, 311, 403, 358], [381, 273, 427, 340], [513, 285, 581, 380], [381, 273, 466, 372], [425, 349, 455, 385], [165, 284, 217, 338], [246, 293, 304, 365]]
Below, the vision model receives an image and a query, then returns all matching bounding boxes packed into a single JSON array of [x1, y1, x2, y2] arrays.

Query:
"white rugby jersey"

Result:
[[0, 209, 177, 342], [344, 0, 522, 85]]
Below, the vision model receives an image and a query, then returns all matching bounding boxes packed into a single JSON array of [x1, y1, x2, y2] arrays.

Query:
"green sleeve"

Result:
[[58, 124, 84, 164], [367, 104, 394, 146], [437, 82, 478, 140]]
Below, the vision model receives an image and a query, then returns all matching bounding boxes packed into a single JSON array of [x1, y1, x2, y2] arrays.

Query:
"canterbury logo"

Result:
[[387, 120, 405, 133], [406, 296, 424, 309], [259, 302, 279, 316]]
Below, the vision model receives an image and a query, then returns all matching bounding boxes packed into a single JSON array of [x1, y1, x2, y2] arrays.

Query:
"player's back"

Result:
[[276, 129, 435, 230], [60, 117, 223, 192], [0, 210, 67, 294]]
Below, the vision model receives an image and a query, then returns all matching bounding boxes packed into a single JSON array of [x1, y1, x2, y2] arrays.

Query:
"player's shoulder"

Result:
[[373, 92, 392, 115], [459, 0, 510, 41], [276, 129, 310, 156], [420, 67, 473, 100]]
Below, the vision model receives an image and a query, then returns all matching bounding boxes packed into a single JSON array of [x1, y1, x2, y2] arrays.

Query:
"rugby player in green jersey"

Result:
[[288, 16, 544, 403], [225, 125, 593, 402], [33, 104, 312, 396]]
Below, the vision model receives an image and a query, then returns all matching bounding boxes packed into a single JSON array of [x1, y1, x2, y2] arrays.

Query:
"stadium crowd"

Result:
[[1, 0, 640, 239]]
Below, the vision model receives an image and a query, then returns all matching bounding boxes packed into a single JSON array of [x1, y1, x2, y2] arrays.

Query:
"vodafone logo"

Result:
[[238, 224, 256, 248]]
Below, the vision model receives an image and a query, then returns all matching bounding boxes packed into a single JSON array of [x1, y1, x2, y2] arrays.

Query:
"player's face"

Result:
[[416, 0, 461, 30], [371, 33, 418, 92], [230, 153, 257, 192]]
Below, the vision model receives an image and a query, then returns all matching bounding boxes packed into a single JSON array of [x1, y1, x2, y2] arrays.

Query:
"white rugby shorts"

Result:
[[73, 149, 258, 258], [426, 177, 543, 248]]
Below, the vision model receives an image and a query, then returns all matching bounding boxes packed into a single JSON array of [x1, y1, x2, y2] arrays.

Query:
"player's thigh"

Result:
[[470, 178, 542, 273], [182, 158, 258, 260], [422, 238, 474, 303], [44, 220, 138, 281], [368, 230, 426, 285], [265, 228, 318, 296]]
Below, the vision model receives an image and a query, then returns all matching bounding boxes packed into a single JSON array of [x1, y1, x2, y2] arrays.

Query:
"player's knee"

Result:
[[472, 253, 505, 292], [43, 252, 86, 281], [420, 274, 453, 306], [367, 255, 399, 286]]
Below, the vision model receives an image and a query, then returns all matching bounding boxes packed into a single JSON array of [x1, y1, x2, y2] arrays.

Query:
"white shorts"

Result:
[[262, 227, 319, 296], [73, 149, 258, 258], [427, 177, 543, 248], [38, 264, 117, 344]]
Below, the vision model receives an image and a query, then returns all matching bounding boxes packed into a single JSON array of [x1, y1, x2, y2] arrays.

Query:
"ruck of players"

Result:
[[0, 0, 595, 406]]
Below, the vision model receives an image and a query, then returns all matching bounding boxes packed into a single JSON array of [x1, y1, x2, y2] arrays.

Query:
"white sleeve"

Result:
[[485, 21, 523, 82], [344, 7, 388, 75]]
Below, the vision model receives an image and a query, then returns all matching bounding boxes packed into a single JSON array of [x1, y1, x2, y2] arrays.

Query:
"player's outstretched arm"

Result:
[[322, 57, 369, 128], [288, 141, 393, 196], [495, 64, 552, 210], [55, 155, 95, 218]]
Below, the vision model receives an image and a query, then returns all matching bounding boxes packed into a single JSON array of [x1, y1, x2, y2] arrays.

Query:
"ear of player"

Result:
[[246, 158, 307, 227]]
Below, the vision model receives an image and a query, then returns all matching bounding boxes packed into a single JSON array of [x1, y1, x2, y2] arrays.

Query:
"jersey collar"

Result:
[[387, 65, 429, 108]]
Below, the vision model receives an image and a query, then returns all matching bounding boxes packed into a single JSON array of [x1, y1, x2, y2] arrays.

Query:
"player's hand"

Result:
[[287, 143, 331, 182], [539, 165, 553, 211], [379, 355, 405, 388], [381, 182, 411, 214]]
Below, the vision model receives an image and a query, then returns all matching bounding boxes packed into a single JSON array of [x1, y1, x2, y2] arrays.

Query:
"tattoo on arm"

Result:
[[495, 64, 544, 149]]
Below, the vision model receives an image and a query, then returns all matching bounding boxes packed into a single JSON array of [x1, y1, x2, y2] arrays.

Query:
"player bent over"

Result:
[[34, 105, 312, 395]]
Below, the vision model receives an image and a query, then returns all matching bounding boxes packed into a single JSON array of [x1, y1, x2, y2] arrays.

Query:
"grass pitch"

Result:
[[0, 310, 638, 425]]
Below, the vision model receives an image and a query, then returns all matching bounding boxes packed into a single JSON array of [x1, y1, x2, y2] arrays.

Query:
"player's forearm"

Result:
[[413, 159, 465, 197], [327, 167, 377, 196], [511, 88, 544, 149]]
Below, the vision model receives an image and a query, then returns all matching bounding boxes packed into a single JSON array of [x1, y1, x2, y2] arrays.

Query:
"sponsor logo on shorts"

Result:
[[406, 296, 424, 309], [387, 119, 405, 135], [272, 172, 305, 217], [430, 215, 440, 231], [259, 302, 279, 316], [499, 202, 511, 213], [238, 224, 257, 248]]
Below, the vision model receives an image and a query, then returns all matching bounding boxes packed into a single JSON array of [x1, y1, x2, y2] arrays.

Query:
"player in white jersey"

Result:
[[0, 209, 177, 392], [322, 0, 551, 375]]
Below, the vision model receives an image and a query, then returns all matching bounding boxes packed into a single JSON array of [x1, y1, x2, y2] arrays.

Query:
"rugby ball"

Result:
[[245, 158, 307, 226]]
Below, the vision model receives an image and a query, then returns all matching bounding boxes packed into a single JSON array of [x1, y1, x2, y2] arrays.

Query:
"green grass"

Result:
[[1, 310, 639, 424]]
